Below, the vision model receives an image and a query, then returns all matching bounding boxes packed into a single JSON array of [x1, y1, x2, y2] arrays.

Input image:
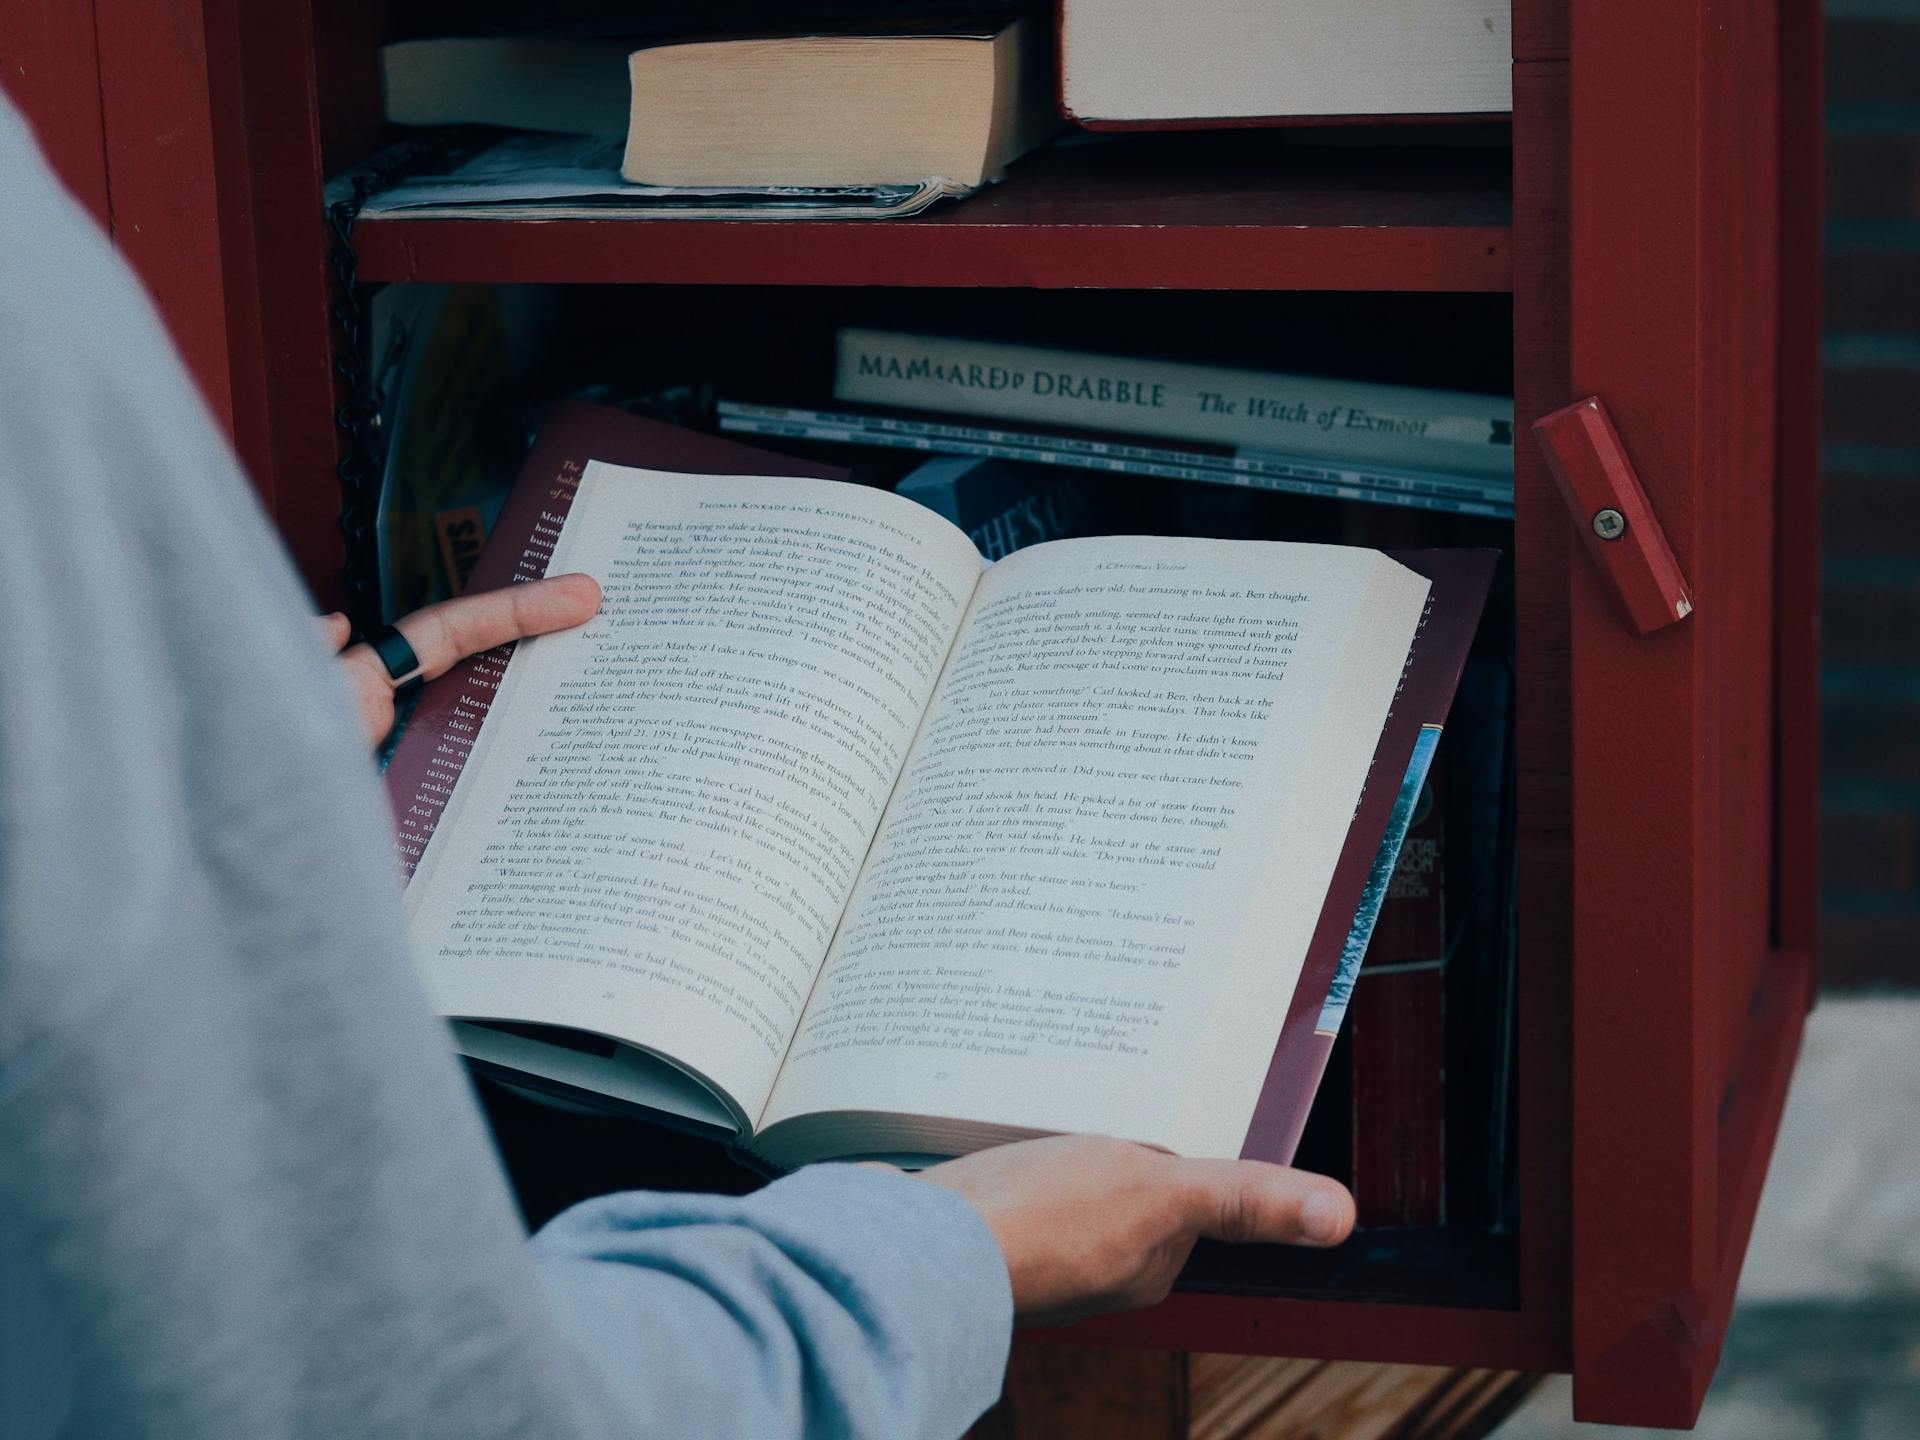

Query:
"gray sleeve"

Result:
[[0, 91, 1009, 1440], [531, 1166, 1011, 1440]]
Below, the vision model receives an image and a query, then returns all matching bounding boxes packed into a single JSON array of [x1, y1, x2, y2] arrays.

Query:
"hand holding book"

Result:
[[324, 574, 604, 748], [917, 1133, 1353, 1325], [393, 426, 1491, 1169], [331, 484, 1358, 1328], [374, 409, 1494, 1224]]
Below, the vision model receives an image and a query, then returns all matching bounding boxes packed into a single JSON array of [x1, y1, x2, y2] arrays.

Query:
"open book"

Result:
[[389, 406, 1493, 1169]]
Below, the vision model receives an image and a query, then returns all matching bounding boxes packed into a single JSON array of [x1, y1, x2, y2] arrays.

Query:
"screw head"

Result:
[[1592, 508, 1627, 540]]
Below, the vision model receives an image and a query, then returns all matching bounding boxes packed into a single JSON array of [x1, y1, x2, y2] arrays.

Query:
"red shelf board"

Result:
[[350, 137, 1513, 292], [1062, 1292, 1563, 1374]]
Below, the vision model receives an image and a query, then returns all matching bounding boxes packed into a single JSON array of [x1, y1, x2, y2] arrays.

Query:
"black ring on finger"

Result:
[[368, 625, 426, 699]]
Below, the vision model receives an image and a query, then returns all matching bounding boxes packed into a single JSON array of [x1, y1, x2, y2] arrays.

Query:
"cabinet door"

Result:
[[1565, 0, 1818, 1426]]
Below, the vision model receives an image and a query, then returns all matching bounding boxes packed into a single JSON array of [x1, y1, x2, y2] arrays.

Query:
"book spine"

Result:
[[388, 457, 585, 879], [1312, 724, 1445, 1038], [719, 407, 1513, 520], [896, 459, 1101, 560], [1349, 759, 1447, 1229], [833, 329, 1516, 483], [1349, 966, 1447, 1228], [890, 457, 974, 522], [730, 399, 1513, 504]]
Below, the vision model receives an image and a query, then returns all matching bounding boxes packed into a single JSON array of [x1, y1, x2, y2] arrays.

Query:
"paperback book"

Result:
[[1056, 0, 1511, 127], [833, 329, 1516, 484], [352, 133, 967, 221], [387, 405, 1494, 1169]]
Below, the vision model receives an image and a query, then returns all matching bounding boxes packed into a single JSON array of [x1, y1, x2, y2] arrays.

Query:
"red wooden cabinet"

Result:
[[13, 0, 1820, 1426]]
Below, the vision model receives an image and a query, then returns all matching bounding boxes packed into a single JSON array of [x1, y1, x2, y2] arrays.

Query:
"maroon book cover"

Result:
[[384, 403, 847, 876], [1237, 549, 1495, 1165], [1350, 765, 1448, 1228], [1350, 968, 1448, 1227]]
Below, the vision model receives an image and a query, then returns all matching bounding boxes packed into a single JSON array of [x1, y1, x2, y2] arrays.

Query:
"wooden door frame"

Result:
[[1566, 0, 1816, 1425]]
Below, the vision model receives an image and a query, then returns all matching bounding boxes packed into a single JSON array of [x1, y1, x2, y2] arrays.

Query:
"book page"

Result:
[[760, 536, 1428, 1156], [405, 465, 982, 1123]]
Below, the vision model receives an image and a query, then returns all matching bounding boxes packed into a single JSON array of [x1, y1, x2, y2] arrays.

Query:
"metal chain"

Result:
[[323, 130, 479, 636]]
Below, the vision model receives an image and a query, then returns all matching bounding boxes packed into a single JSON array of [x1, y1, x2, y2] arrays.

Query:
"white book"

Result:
[[1059, 0, 1512, 124], [835, 329, 1515, 485]]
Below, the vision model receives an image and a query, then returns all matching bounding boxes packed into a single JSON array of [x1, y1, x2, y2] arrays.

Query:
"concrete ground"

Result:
[[1502, 994, 1920, 1438]]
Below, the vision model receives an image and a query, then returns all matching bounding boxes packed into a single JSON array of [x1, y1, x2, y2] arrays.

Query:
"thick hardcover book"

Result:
[[833, 330, 1515, 485], [718, 399, 1515, 519], [390, 405, 1492, 1169], [382, 9, 1057, 192], [619, 13, 1058, 188], [380, 6, 1036, 132]]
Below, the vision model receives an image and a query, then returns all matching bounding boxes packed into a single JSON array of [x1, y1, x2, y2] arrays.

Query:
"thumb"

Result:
[[1172, 1159, 1355, 1248]]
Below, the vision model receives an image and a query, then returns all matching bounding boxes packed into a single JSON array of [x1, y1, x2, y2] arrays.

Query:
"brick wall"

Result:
[[1821, 4, 1920, 987]]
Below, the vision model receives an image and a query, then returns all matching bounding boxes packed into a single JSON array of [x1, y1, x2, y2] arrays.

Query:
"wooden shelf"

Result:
[[350, 135, 1513, 292]]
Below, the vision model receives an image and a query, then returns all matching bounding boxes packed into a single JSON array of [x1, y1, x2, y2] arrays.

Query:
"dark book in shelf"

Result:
[[719, 398, 1515, 519], [1349, 761, 1448, 1230], [891, 454, 1174, 556]]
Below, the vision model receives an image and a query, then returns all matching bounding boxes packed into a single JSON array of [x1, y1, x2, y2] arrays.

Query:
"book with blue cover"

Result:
[[893, 455, 1167, 558]]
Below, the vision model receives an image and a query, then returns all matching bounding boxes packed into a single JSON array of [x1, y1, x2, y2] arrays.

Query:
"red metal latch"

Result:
[[1532, 396, 1695, 634]]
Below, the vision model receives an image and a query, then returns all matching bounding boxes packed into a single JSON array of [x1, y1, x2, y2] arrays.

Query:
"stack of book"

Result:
[[369, 0, 1513, 220], [374, 7, 1059, 219], [719, 328, 1516, 520]]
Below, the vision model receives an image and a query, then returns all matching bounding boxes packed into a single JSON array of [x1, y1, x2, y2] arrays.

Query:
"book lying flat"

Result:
[[388, 405, 1492, 1169], [1057, 0, 1512, 127], [379, 8, 1057, 191], [715, 398, 1515, 519], [354, 134, 966, 222], [833, 330, 1516, 485], [620, 13, 1059, 187]]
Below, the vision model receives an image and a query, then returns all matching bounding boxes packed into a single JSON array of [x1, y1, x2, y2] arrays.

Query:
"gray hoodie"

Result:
[[0, 94, 1010, 1440]]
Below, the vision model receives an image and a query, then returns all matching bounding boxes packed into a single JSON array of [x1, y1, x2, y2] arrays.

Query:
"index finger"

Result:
[[396, 572, 602, 680]]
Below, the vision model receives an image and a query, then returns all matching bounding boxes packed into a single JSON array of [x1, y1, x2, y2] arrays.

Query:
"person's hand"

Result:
[[318, 573, 603, 748], [917, 1134, 1354, 1326]]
